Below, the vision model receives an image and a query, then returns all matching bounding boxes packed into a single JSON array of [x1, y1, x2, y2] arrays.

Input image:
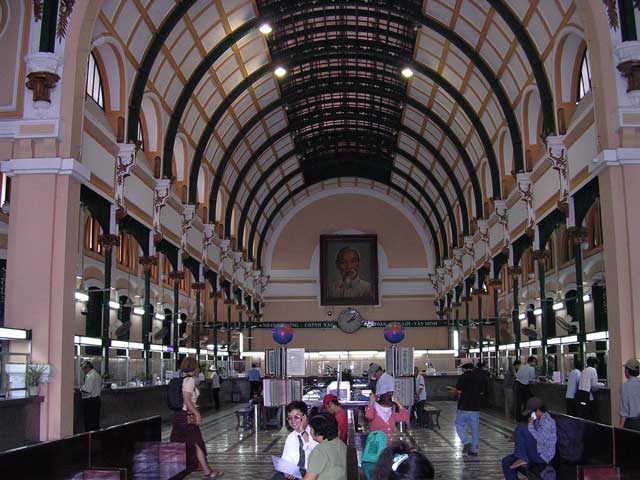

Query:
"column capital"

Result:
[[1, 157, 90, 184], [139, 255, 158, 271], [590, 148, 640, 176], [532, 249, 549, 262], [168, 270, 185, 282], [98, 233, 119, 250]]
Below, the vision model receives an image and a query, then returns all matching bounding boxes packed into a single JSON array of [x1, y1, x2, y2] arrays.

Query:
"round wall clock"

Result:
[[336, 307, 363, 334]]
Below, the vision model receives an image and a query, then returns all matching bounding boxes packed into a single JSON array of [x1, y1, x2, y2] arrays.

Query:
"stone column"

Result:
[[192, 282, 205, 362], [98, 232, 118, 377], [509, 266, 522, 360], [1, 157, 89, 440], [591, 149, 640, 423], [139, 255, 157, 377], [168, 270, 184, 370], [533, 248, 549, 376]]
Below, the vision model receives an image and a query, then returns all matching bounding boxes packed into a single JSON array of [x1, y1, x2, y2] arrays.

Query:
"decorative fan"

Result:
[[499, 328, 514, 343], [115, 320, 132, 337], [152, 327, 169, 341], [521, 326, 538, 339], [555, 316, 577, 334], [461, 339, 478, 349]]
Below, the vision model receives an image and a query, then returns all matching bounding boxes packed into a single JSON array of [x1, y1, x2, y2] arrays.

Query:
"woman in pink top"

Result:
[[365, 392, 409, 443]]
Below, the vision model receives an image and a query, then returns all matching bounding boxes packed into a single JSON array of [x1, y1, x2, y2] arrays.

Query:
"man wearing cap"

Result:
[[619, 358, 640, 431], [322, 394, 348, 443], [210, 366, 221, 410], [372, 364, 395, 397], [501, 397, 556, 479], [453, 358, 488, 456], [80, 360, 102, 431]]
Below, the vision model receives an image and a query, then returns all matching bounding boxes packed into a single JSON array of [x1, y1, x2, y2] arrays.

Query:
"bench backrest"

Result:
[[551, 413, 614, 466], [0, 416, 162, 479]]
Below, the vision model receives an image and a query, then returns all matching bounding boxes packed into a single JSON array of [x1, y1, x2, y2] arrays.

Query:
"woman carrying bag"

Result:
[[170, 356, 223, 478]]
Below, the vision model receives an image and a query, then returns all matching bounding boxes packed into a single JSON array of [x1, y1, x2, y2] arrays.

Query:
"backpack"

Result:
[[167, 373, 185, 411], [361, 430, 388, 464]]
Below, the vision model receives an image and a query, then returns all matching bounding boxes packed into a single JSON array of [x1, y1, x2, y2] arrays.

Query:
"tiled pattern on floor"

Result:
[[162, 402, 516, 479]]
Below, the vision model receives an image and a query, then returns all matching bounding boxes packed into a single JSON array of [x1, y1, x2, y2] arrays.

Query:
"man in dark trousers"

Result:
[[80, 360, 102, 431], [248, 363, 262, 397], [453, 358, 488, 456], [514, 356, 538, 421]]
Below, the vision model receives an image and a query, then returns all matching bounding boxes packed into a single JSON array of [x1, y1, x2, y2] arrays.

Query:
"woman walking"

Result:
[[170, 356, 223, 478]]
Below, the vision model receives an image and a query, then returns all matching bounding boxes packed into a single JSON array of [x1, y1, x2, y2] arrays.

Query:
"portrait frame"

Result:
[[320, 234, 379, 306]]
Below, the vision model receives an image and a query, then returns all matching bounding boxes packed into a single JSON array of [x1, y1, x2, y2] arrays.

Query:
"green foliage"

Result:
[[26, 364, 47, 386]]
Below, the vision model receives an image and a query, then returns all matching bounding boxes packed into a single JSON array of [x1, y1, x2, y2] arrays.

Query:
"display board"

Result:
[[385, 346, 414, 377], [263, 378, 304, 407], [286, 348, 305, 377]]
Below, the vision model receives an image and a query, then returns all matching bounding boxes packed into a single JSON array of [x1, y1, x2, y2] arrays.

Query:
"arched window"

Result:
[[84, 216, 104, 255], [137, 120, 145, 151], [117, 232, 138, 270], [576, 49, 592, 102], [85, 52, 104, 109], [557, 224, 575, 265], [584, 200, 603, 251]]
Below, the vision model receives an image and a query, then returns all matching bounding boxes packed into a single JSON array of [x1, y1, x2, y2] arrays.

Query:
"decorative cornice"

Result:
[[1, 157, 90, 184], [590, 148, 640, 176]]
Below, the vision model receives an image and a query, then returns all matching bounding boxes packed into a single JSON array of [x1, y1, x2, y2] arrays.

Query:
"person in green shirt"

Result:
[[304, 412, 347, 480]]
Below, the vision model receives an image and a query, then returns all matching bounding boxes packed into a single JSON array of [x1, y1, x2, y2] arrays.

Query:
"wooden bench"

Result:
[[518, 413, 640, 480], [235, 408, 254, 430], [131, 442, 187, 479], [423, 404, 441, 430], [72, 468, 127, 479]]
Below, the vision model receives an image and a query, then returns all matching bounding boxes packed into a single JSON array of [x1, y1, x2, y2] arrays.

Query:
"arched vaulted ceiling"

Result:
[[95, 0, 579, 270]]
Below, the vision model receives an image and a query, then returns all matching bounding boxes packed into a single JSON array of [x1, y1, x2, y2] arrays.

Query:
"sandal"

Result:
[[510, 459, 527, 469], [203, 472, 224, 479]]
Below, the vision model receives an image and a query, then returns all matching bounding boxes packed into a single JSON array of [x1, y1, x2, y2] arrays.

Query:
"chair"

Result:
[[423, 404, 441, 429], [235, 408, 254, 430]]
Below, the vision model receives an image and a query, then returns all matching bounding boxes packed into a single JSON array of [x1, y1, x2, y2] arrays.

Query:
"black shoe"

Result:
[[467, 450, 478, 457], [462, 443, 471, 454]]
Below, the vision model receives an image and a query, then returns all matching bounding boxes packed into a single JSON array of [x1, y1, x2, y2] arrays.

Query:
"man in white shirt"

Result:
[[413, 367, 427, 426], [80, 360, 102, 431], [272, 400, 318, 480], [373, 365, 395, 397], [576, 356, 604, 421], [514, 356, 537, 421], [210, 367, 221, 410], [565, 359, 583, 416]]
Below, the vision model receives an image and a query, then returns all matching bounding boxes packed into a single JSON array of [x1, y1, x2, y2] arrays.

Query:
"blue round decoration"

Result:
[[383, 323, 405, 344], [272, 324, 294, 345]]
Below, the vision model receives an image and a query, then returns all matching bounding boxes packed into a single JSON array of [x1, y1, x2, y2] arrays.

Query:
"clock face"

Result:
[[337, 308, 362, 333]]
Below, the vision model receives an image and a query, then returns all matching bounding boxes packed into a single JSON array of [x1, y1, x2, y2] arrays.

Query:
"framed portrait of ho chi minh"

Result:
[[320, 234, 379, 306]]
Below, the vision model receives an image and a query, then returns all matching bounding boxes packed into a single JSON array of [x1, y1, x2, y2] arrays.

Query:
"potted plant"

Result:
[[26, 364, 48, 396]]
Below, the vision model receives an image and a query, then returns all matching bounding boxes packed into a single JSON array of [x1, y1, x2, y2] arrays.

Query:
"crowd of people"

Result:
[[162, 355, 640, 480]]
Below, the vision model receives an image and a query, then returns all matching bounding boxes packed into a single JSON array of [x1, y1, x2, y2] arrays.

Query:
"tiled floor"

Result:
[[162, 401, 516, 479]]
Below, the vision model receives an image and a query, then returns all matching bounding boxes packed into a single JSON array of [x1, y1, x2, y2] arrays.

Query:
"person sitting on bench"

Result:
[[501, 397, 556, 480]]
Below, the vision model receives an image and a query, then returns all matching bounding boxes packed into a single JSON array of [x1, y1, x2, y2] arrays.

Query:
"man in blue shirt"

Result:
[[248, 363, 262, 398], [565, 359, 582, 416], [501, 397, 556, 479]]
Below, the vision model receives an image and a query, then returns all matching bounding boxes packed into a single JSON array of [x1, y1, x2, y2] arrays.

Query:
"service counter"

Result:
[[423, 375, 459, 400], [486, 377, 611, 425], [0, 396, 43, 451], [73, 377, 252, 433]]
